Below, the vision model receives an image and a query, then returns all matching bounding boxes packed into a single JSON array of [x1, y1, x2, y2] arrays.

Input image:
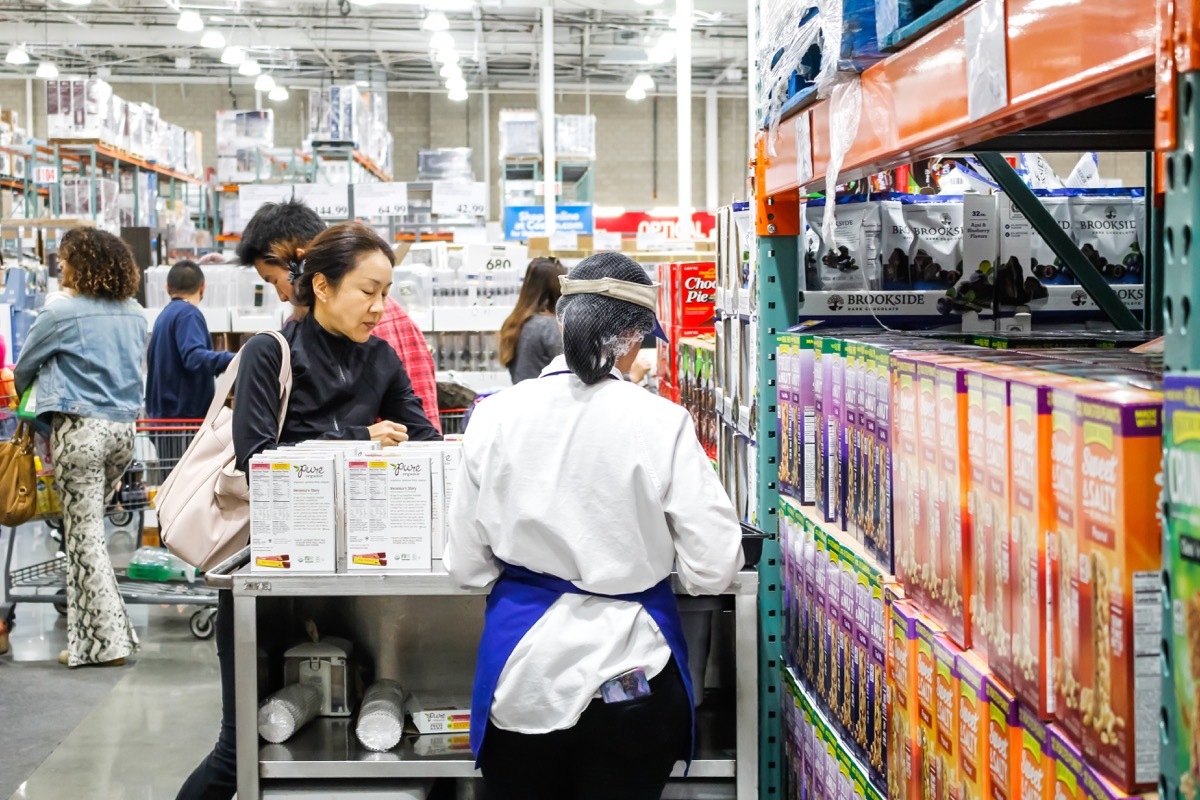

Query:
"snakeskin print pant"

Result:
[[51, 414, 139, 666]]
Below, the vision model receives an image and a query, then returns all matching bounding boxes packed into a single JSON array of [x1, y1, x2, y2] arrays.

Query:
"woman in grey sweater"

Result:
[[499, 258, 568, 383]]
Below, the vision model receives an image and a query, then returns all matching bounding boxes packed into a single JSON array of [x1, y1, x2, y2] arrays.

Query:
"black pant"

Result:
[[480, 658, 691, 800], [176, 589, 237, 800]]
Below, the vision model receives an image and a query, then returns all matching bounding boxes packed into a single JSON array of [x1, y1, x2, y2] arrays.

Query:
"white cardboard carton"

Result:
[[344, 455, 433, 572], [249, 455, 338, 573]]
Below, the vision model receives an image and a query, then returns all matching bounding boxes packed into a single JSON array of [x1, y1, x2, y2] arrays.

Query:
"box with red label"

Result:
[[657, 260, 717, 332], [1074, 386, 1163, 793]]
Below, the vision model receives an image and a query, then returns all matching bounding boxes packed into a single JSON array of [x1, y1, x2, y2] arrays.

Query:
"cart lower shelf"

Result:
[[260, 699, 737, 781]]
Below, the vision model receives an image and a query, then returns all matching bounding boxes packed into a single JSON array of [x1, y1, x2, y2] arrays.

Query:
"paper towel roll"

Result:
[[258, 683, 323, 744], [356, 679, 407, 752]]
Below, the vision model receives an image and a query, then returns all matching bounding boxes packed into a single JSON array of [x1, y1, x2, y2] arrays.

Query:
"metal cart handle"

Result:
[[204, 546, 251, 590]]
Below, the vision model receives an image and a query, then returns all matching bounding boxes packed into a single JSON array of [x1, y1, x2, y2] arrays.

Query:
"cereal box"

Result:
[[1075, 387, 1163, 792], [917, 358, 945, 618], [865, 558, 889, 785], [806, 517, 823, 688], [1165, 375, 1200, 800], [779, 334, 797, 499], [853, 553, 873, 760], [1049, 385, 1086, 744], [870, 344, 895, 572], [816, 338, 831, 522], [1080, 763, 1134, 800], [831, 338, 848, 527], [1048, 726, 1085, 800], [985, 676, 1020, 800], [934, 635, 962, 800], [800, 333, 819, 504], [982, 367, 1018, 683], [804, 695, 820, 800], [964, 364, 993, 661], [889, 598, 921, 800], [1016, 703, 1054, 800], [936, 357, 972, 649], [839, 540, 858, 731], [846, 341, 862, 541], [894, 355, 921, 599], [816, 525, 833, 700], [916, 615, 944, 800], [958, 651, 991, 800]]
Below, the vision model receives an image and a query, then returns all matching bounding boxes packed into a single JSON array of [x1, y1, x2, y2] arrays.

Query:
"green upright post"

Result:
[[754, 186, 801, 799]]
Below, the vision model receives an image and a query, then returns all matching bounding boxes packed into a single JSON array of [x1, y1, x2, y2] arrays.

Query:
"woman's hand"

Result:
[[369, 420, 409, 447]]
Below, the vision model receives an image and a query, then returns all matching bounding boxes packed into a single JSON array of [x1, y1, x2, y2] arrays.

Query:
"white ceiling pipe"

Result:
[[540, 5, 556, 236], [676, 0, 692, 236]]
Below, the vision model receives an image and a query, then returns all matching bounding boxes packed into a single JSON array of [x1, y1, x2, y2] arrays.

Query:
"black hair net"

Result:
[[556, 252, 657, 385]]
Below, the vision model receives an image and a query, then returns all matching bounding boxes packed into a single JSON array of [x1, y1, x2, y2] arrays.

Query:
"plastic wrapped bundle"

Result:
[[258, 683, 323, 744], [356, 680, 407, 752]]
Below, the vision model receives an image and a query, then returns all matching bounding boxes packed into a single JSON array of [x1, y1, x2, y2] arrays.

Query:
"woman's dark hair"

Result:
[[270, 221, 395, 307], [58, 227, 141, 301], [498, 257, 567, 367], [556, 253, 656, 385]]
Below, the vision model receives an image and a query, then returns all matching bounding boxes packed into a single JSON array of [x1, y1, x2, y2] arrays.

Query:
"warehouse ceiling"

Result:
[[0, 0, 749, 91]]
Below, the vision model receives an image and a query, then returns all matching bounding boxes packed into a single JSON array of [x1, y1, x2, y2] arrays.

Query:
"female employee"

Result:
[[445, 252, 744, 800], [176, 221, 441, 800], [498, 256, 567, 382]]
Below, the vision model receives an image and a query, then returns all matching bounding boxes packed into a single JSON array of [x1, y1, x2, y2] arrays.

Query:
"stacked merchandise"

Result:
[[656, 261, 717, 403], [216, 109, 275, 183], [417, 148, 473, 182], [248, 439, 462, 574], [777, 330, 1165, 800], [677, 338, 717, 460], [497, 109, 597, 160], [60, 175, 120, 231], [45, 78, 203, 176], [307, 86, 394, 176]]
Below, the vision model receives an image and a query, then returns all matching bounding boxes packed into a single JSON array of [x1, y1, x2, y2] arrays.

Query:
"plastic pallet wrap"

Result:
[[417, 148, 474, 181], [555, 114, 596, 160], [757, 0, 884, 149], [258, 683, 323, 744], [498, 109, 541, 159], [355, 680, 407, 752]]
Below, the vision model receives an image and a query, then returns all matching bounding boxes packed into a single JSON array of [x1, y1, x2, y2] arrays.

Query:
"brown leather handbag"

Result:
[[0, 421, 37, 527]]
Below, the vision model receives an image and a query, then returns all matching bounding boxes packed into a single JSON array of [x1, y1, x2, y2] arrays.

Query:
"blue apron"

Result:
[[469, 562, 696, 769]]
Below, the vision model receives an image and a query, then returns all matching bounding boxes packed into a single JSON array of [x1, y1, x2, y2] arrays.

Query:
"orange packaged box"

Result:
[[964, 364, 993, 662], [889, 597, 921, 800], [916, 614, 944, 800], [935, 357, 972, 650], [985, 676, 1020, 800], [893, 355, 921, 598], [916, 359, 944, 616], [957, 651, 991, 800], [1016, 703, 1054, 800], [933, 634, 962, 800], [1049, 726, 1085, 800], [1074, 387, 1163, 793]]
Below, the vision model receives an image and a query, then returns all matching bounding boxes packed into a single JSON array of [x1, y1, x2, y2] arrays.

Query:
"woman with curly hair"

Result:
[[14, 227, 146, 668]]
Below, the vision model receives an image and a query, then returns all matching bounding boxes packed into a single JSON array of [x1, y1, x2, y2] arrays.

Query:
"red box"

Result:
[[657, 261, 717, 332]]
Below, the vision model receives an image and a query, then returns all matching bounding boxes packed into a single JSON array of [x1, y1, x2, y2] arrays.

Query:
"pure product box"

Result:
[[1165, 375, 1200, 800], [405, 694, 471, 735], [249, 455, 337, 572], [1075, 387, 1163, 793], [343, 455, 433, 572], [985, 676, 1020, 800], [958, 651, 991, 800]]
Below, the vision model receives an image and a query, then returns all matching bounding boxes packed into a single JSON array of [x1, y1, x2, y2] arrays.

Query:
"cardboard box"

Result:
[[816, 338, 831, 522], [937, 358, 972, 649], [872, 345, 895, 572], [889, 598, 920, 800], [1049, 726, 1085, 800], [831, 338, 848, 527], [801, 334, 819, 505], [343, 455, 433, 572], [249, 455, 337, 573], [893, 355, 920, 593], [964, 365, 992, 661], [985, 676, 1020, 800], [862, 555, 888, 782], [1017, 703, 1054, 800], [1164, 374, 1200, 800], [1075, 387, 1163, 793], [405, 694, 471, 735], [934, 635, 961, 800], [958, 652, 991, 800], [916, 615, 943, 800], [916, 359, 944, 616]]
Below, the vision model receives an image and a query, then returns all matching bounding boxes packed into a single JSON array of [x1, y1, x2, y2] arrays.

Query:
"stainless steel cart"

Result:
[[208, 550, 760, 799]]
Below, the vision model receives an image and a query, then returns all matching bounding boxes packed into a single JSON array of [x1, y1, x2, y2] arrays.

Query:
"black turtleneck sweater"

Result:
[[232, 314, 441, 473]]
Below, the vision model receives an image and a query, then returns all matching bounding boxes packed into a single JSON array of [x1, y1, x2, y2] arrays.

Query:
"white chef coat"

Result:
[[444, 355, 744, 735]]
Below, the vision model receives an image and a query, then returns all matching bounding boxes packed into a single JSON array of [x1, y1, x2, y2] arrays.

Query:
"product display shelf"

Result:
[[777, 496, 886, 579], [760, 0, 1155, 197], [51, 139, 203, 185], [224, 564, 760, 799]]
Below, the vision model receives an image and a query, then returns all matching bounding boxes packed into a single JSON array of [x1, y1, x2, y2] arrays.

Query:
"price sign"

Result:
[[354, 183, 409, 218], [593, 230, 623, 252], [432, 181, 487, 217], [464, 243, 527, 275], [292, 184, 350, 220], [33, 166, 58, 185], [549, 231, 579, 251], [238, 184, 293, 221]]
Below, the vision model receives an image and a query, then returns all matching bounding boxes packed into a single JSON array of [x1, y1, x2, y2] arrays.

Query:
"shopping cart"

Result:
[[439, 408, 468, 435], [2, 418, 219, 640]]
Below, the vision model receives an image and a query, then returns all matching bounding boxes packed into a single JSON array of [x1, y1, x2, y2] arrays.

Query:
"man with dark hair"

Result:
[[237, 198, 442, 432]]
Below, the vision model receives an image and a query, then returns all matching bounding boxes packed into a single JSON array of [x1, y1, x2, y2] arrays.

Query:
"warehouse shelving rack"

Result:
[[738, 0, 1195, 796]]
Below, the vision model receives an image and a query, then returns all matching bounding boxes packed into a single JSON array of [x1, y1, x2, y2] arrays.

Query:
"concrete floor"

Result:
[[1, 523, 222, 800]]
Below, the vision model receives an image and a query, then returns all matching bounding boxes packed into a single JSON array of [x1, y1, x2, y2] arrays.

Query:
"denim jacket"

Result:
[[14, 295, 147, 423]]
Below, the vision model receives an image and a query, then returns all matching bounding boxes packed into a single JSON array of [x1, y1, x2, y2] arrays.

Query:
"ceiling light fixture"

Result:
[[269, 85, 289, 102], [36, 60, 59, 79], [210, 15, 226, 22], [239, 59, 261, 76], [446, 75, 466, 92], [200, 30, 226, 49], [220, 45, 245, 65], [5, 45, 30, 66], [255, 73, 275, 92], [439, 62, 461, 79], [61, 0, 93, 6], [177, 10, 205, 33], [429, 31, 455, 51], [448, 87, 468, 101], [422, 11, 449, 31], [646, 30, 676, 63], [632, 73, 655, 91], [175, 55, 192, 70]]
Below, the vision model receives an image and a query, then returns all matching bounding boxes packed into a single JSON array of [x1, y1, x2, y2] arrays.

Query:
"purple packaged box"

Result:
[[800, 334, 818, 504], [838, 543, 857, 733], [831, 338, 847, 527], [815, 339, 830, 521], [778, 334, 796, 499]]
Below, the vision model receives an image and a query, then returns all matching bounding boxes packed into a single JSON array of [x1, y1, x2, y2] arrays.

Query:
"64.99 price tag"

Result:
[[354, 183, 409, 218]]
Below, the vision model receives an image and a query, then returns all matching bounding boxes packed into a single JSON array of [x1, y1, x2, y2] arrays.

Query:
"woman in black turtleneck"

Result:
[[177, 221, 440, 800]]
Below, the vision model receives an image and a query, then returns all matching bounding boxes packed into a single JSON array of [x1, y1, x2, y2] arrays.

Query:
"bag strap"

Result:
[[200, 329, 294, 439]]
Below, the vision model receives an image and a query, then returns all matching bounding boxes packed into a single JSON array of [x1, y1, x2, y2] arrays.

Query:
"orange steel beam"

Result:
[[754, 137, 801, 237], [763, 0, 1156, 198]]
